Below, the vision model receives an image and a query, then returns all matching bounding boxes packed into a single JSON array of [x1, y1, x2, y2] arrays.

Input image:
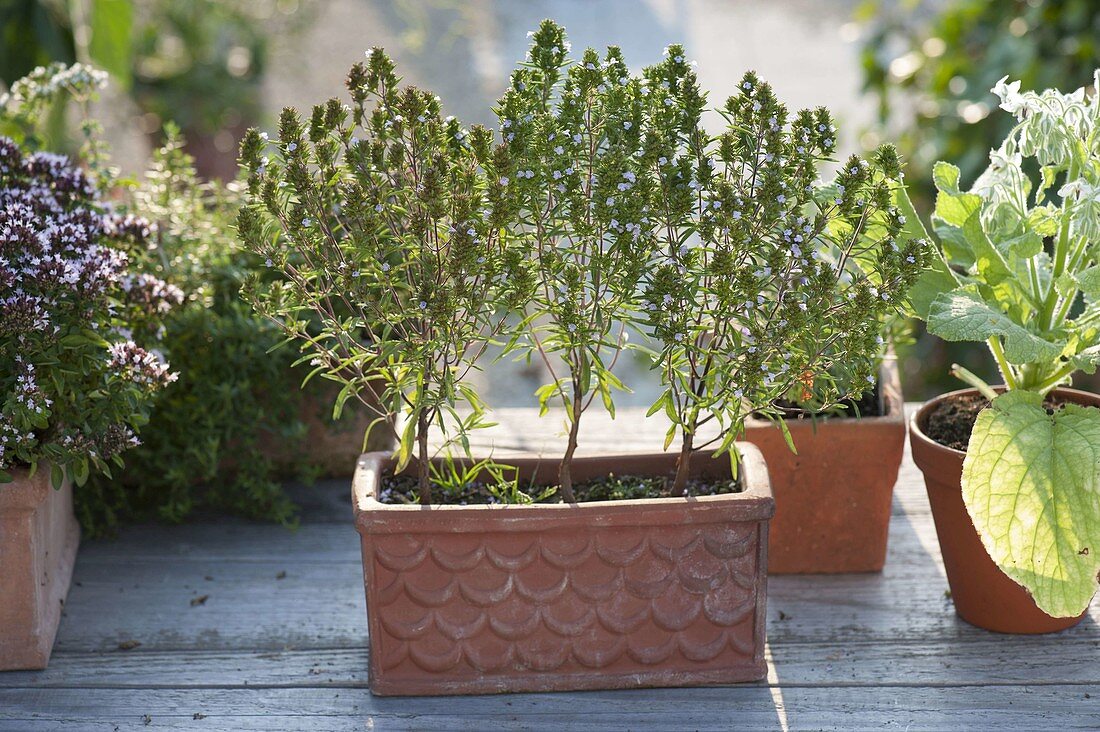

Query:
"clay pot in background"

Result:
[[909, 387, 1096, 634], [353, 446, 774, 696], [741, 358, 906, 574], [261, 383, 395, 479], [0, 466, 80, 670]]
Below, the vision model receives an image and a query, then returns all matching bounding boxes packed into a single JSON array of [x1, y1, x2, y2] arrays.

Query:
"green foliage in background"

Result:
[[858, 0, 1100, 213], [77, 129, 311, 536], [0, 1, 130, 86], [131, 0, 315, 138], [0, 0, 313, 177]]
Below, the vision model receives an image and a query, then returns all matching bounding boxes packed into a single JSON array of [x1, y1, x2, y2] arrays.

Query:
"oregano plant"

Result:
[[911, 72, 1100, 617], [0, 65, 177, 487], [238, 49, 532, 504]]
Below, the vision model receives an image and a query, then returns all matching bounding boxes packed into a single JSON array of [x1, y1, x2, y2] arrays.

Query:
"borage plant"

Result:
[[912, 73, 1100, 617], [637, 57, 930, 494], [0, 132, 176, 486], [238, 50, 533, 504]]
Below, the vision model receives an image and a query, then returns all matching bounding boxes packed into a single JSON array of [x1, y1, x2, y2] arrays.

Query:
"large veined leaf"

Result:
[[962, 390, 1100, 617], [932, 162, 983, 227], [908, 252, 958, 321], [927, 290, 1062, 364]]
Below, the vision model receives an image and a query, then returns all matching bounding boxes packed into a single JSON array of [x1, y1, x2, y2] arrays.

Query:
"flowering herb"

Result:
[[911, 73, 1100, 617], [643, 56, 930, 494], [0, 134, 175, 486], [240, 23, 930, 507], [238, 50, 532, 504], [502, 23, 929, 497], [495, 21, 665, 500]]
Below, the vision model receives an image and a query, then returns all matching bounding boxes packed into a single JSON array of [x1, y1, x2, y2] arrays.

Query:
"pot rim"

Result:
[[352, 443, 774, 521], [910, 384, 1100, 458]]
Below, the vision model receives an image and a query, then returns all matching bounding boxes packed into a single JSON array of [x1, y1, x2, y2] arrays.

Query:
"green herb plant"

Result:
[[79, 128, 311, 534], [241, 22, 931, 508], [238, 50, 532, 504], [496, 21, 665, 501], [640, 53, 929, 495], [912, 73, 1100, 617]]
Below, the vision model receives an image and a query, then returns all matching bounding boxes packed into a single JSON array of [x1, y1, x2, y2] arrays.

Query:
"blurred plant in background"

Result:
[[856, 0, 1100, 397], [0, 0, 314, 178], [858, 0, 1100, 213], [130, 0, 315, 179], [77, 129, 310, 536]]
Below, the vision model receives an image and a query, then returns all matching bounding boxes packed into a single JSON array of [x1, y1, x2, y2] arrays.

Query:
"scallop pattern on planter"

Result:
[[367, 521, 761, 680]]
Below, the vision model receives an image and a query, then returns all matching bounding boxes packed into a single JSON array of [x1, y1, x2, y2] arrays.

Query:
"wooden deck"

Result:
[[2, 405, 1098, 730]]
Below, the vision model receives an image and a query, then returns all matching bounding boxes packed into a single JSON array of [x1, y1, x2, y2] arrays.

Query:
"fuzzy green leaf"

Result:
[[908, 251, 959, 321], [933, 162, 982, 228], [927, 290, 1062, 364], [962, 390, 1100, 617], [1072, 266, 1100, 298]]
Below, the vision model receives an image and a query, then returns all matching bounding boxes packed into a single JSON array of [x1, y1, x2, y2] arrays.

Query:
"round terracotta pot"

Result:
[[909, 386, 1098, 634]]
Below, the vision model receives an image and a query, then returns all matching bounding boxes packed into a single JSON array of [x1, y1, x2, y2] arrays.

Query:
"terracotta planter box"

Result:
[[910, 387, 1095, 634], [741, 358, 905, 574], [353, 446, 775, 696], [0, 466, 80, 670]]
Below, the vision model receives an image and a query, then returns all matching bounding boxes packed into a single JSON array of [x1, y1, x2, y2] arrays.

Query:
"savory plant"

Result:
[[0, 132, 175, 486], [912, 73, 1100, 617], [495, 21, 666, 500], [637, 51, 929, 494], [238, 49, 532, 504]]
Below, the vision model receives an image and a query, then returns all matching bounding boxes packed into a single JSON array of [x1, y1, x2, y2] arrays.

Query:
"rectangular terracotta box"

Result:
[[0, 466, 80, 670], [741, 358, 906, 574], [353, 445, 774, 696]]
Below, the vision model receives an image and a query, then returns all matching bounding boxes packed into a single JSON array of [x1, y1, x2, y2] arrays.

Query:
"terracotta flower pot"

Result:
[[741, 358, 905, 574], [261, 385, 394, 479], [910, 387, 1096, 634], [352, 446, 775, 696], [0, 466, 80, 670]]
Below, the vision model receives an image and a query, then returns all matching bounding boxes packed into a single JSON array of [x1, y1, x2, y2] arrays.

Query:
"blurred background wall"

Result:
[[4, 0, 1097, 402]]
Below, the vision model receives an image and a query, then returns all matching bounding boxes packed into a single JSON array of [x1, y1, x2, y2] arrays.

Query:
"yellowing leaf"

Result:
[[962, 390, 1100, 617]]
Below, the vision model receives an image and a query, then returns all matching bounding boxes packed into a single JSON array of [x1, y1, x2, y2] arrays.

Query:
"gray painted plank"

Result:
[[4, 634, 1100, 690], [50, 505, 1100, 654], [1, 685, 1098, 731], [4, 403, 1099, 729]]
